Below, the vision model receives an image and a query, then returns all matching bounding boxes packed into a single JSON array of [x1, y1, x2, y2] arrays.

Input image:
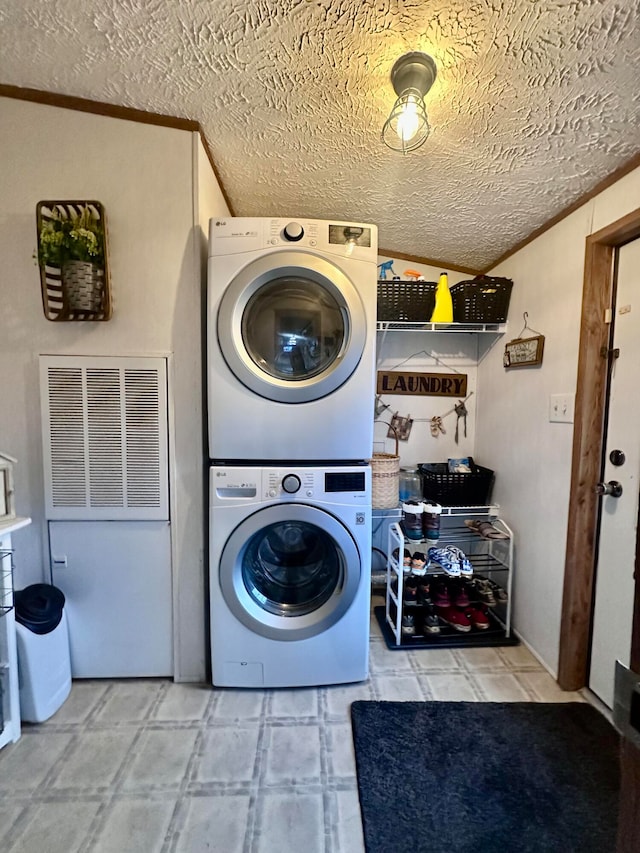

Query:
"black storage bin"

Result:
[[450, 275, 513, 323], [377, 280, 437, 322], [419, 459, 495, 506]]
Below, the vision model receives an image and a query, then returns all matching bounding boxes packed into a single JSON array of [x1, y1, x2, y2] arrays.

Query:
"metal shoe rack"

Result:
[[379, 508, 518, 649]]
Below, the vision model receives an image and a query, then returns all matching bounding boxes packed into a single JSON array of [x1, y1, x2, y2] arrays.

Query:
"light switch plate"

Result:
[[549, 393, 575, 423]]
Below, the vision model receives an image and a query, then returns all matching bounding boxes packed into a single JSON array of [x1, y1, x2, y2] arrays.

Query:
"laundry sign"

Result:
[[377, 371, 467, 397]]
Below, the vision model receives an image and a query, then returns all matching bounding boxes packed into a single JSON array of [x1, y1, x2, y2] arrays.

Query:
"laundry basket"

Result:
[[370, 424, 400, 508]]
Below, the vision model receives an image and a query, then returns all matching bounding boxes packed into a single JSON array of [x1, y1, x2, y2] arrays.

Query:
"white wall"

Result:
[[475, 165, 640, 675], [0, 98, 228, 681]]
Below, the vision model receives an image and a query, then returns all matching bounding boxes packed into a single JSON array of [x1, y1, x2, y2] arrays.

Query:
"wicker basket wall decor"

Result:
[[35, 200, 112, 321]]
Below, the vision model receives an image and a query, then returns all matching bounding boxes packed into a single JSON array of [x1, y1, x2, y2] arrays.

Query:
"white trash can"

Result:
[[14, 584, 71, 723]]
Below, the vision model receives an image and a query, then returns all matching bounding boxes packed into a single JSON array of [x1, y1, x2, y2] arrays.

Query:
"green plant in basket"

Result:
[[36, 206, 105, 269]]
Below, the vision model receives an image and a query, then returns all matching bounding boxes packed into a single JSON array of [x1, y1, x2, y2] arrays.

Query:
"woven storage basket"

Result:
[[370, 425, 400, 509], [377, 280, 437, 322], [450, 275, 513, 323], [418, 458, 494, 506]]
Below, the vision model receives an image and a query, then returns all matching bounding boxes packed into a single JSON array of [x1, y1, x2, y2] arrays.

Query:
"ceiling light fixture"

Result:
[[382, 52, 437, 153]]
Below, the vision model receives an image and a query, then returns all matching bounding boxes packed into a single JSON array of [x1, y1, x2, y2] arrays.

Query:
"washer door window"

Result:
[[217, 251, 367, 403], [219, 504, 361, 641]]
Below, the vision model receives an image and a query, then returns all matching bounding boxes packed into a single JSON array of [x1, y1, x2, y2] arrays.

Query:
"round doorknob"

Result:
[[595, 480, 623, 498], [609, 449, 626, 466], [283, 222, 304, 241]]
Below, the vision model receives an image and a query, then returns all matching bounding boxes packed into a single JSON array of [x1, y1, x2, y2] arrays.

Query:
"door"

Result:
[[219, 503, 361, 641], [217, 251, 367, 402], [49, 520, 173, 678], [589, 238, 640, 708]]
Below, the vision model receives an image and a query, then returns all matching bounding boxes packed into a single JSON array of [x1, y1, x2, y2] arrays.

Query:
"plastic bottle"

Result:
[[399, 468, 422, 502], [430, 272, 453, 323]]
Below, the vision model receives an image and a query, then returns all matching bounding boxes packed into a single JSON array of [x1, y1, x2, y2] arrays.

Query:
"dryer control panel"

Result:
[[209, 217, 378, 261]]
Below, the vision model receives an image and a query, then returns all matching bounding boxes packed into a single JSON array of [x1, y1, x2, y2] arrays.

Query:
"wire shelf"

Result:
[[377, 320, 506, 333], [0, 549, 14, 618]]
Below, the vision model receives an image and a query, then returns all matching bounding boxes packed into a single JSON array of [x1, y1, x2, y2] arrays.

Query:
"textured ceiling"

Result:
[[1, 0, 639, 270]]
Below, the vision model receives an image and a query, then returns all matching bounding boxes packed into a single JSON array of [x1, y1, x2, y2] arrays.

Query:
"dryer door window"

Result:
[[217, 251, 367, 403], [219, 503, 361, 641], [242, 278, 344, 382]]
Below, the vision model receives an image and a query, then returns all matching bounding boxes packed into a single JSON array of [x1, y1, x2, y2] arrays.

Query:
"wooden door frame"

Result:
[[558, 207, 640, 691]]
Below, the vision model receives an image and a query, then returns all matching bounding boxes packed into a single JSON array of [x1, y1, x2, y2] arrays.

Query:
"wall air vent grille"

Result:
[[47, 367, 87, 507], [40, 356, 169, 521], [125, 370, 162, 508]]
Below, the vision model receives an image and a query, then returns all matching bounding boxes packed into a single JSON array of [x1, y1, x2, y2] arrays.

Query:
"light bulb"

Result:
[[396, 94, 420, 143]]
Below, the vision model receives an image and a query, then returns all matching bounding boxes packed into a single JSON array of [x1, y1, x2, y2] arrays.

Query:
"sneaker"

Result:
[[445, 545, 473, 578], [411, 551, 427, 573], [402, 577, 418, 606], [435, 605, 471, 633], [422, 606, 441, 634], [484, 577, 508, 602], [432, 579, 451, 607], [428, 547, 461, 577], [392, 548, 412, 569], [417, 579, 433, 606], [468, 577, 496, 606], [448, 580, 470, 608], [401, 613, 416, 636], [464, 605, 490, 630]]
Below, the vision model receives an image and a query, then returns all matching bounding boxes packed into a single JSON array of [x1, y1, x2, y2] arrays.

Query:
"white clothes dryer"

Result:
[[207, 217, 378, 461], [209, 464, 371, 688]]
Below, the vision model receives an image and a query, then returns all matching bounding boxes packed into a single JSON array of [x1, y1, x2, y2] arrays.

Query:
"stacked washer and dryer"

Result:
[[207, 217, 378, 687]]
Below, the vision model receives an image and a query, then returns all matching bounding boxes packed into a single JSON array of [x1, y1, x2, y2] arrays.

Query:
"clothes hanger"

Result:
[[516, 312, 544, 339]]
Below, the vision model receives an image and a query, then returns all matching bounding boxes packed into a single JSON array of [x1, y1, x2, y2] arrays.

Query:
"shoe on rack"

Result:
[[422, 606, 441, 634], [432, 579, 451, 607], [392, 548, 412, 570], [401, 613, 416, 637], [448, 580, 470, 608], [428, 547, 461, 577], [445, 545, 473, 578], [483, 577, 508, 602], [435, 605, 471, 633], [468, 577, 496, 606], [417, 579, 433, 606], [401, 501, 425, 541], [411, 551, 427, 574], [464, 605, 491, 630], [402, 577, 419, 606]]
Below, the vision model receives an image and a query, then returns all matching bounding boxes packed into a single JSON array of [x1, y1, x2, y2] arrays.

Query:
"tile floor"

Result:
[[0, 597, 587, 853]]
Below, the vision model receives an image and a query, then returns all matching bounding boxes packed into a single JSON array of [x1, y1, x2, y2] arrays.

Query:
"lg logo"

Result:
[[215, 220, 227, 227]]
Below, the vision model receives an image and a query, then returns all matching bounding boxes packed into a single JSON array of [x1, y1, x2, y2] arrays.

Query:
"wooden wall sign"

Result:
[[377, 371, 467, 397], [503, 335, 545, 368]]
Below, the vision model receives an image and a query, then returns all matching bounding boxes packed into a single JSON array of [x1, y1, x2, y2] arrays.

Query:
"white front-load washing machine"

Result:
[[209, 464, 371, 688], [207, 217, 378, 461]]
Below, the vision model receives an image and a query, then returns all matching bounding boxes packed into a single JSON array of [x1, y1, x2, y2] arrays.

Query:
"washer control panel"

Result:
[[265, 470, 315, 499], [210, 467, 370, 505]]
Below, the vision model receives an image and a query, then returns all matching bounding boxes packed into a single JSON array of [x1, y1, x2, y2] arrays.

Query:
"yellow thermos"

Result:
[[430, 272, 453, 322]]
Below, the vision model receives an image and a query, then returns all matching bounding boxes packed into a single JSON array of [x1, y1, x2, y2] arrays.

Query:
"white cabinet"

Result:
[[0, 518, 31, 749], [49, 520, 172, 677], [381, 509, 516, 649]]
